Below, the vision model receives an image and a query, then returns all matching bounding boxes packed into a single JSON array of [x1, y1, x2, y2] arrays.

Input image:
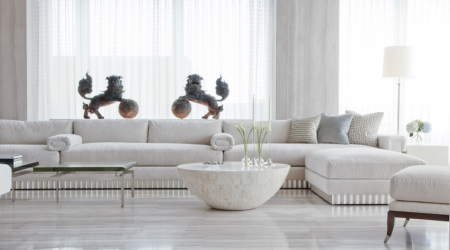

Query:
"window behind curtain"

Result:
[[29, 0, 276, 121], [340, 0, 450, 145]]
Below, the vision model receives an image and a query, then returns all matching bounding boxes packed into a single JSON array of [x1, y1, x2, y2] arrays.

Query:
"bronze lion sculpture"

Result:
[[172, 74, 229, 119], [78, 72, 139, 119]]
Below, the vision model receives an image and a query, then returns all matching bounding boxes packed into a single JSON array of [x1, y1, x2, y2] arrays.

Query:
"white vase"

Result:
[[242, 155, 251, 167]]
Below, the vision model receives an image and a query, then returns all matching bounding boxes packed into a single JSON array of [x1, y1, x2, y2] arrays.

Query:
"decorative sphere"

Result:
[[119, 99, 139, 118], [172, 98, 191, 119]]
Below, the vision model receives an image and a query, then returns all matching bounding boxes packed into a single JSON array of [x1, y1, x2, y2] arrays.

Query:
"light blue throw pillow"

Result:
[[317, 113, 353, 144]]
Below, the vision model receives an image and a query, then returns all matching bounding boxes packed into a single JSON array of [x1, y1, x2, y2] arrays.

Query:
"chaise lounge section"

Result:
[[305, 148, 426, 204]]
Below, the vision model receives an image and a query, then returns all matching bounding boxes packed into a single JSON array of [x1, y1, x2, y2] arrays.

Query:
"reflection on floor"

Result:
[[0, 189, 448, 250]]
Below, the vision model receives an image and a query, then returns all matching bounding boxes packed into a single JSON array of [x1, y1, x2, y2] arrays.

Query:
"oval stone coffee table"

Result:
[[177, 162, 290, 210]]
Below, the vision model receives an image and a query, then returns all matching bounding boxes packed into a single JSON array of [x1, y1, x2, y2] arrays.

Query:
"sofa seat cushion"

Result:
[[61, 143, 223, 166], [0, 145, 60, 165], [306, 148, 426, 179], [390, 165, 450, 204], [224, 143, 370, 167]]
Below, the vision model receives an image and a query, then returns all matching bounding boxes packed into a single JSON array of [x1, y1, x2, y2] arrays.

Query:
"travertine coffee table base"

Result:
[[177, 162, 290, 210]]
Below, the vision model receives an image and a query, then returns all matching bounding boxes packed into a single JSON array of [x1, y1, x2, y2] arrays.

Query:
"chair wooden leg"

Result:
[[384, 211, 396, 243], [384, 210, 449, 243], [403, 218, 410, 227]]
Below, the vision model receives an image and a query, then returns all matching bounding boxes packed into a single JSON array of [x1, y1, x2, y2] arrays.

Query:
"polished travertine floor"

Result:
[[0, 189, 448, 250]]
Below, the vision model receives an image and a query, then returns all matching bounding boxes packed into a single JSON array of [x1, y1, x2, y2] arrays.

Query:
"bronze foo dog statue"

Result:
[[172, 74, 229, 119], [78, 72, 139, 119]]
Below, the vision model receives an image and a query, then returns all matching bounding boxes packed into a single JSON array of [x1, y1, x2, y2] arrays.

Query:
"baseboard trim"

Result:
[[11, 179, 310, 190], [311, 185, 392, 205]]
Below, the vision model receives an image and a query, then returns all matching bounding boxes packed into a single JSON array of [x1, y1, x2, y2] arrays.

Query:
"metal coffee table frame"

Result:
[[11, 162, 136, 208]]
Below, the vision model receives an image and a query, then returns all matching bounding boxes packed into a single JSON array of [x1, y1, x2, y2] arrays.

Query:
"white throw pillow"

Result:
[[288, 115, 321, 144], [346, 110, 384, 147], [210, 133, 235, 151]]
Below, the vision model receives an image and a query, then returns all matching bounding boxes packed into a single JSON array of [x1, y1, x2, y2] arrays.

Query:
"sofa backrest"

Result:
[[148, 119, 222, 145], [74, 119, 148, 143], [0, 118, 293, 145], [0, 120, 73, 144], [222, 120, 292, 144]]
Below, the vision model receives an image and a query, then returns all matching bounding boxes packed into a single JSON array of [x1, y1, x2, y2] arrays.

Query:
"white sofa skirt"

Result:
[[307, 169, 392, 205]]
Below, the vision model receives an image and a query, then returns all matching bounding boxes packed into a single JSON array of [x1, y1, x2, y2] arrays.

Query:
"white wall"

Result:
[[0, 0, 27, 120], [276, 0, 339, 119]]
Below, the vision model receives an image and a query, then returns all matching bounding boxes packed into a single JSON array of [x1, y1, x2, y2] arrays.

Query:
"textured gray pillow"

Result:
[[346, 110, 384, 147], [288, 115, 321, 143], [317, 113, 353, 144]]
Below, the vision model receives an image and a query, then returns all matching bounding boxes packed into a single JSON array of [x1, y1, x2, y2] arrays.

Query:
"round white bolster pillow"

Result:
[[211, 133, 235, 151], [47, 134, 83, 151]]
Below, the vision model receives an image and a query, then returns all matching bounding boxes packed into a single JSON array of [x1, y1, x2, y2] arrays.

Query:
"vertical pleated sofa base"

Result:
[[307, 170, 392, 205], [10, 178, 310, 190], [10, 166, 310, 190]]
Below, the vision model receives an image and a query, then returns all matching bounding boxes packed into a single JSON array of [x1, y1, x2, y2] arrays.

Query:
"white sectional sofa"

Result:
[[0, 119, 424, 204]]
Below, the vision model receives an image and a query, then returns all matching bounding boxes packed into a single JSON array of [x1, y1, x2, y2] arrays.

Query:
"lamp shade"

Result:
[[382, 46, 414, 78]]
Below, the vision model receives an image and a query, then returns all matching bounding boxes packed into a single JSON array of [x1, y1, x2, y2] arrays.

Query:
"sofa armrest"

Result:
[[47, 134, 82, 151], [378, 135, 407, 153], [0, 164, 12, 196], [211, 133, 235, 151]]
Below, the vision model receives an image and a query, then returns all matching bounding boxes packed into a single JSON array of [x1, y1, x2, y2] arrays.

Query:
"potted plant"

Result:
[[406, 119, 432, 142], [235, 122, 254, 167], [254, 122, 270, 168]]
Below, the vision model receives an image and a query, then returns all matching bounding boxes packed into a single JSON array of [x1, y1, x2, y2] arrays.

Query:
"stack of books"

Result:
[[0, 154, 23, 167]]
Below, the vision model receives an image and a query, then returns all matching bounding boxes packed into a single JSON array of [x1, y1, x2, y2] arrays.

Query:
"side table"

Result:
[[407, 145, 449, 166]]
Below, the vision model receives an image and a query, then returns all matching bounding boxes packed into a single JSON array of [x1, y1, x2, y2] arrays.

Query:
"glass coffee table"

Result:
[[12, 162, 136, 207], [10, 161, 39, 203]]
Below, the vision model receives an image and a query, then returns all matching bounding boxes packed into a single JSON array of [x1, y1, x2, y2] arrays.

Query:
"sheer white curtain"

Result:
[[28, 0, 276, 121], [340, 0, 450, 145]]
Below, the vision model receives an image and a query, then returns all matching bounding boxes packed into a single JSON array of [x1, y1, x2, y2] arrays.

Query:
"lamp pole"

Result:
[[382, 46, 414, 136], [397, 78, 401, 135]]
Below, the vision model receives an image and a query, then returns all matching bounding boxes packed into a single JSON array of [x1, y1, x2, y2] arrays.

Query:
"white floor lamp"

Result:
[[382, 46, 414, 135]]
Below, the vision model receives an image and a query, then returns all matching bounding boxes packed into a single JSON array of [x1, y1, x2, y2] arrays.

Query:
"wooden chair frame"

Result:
[[384, 210, 449, 243]]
